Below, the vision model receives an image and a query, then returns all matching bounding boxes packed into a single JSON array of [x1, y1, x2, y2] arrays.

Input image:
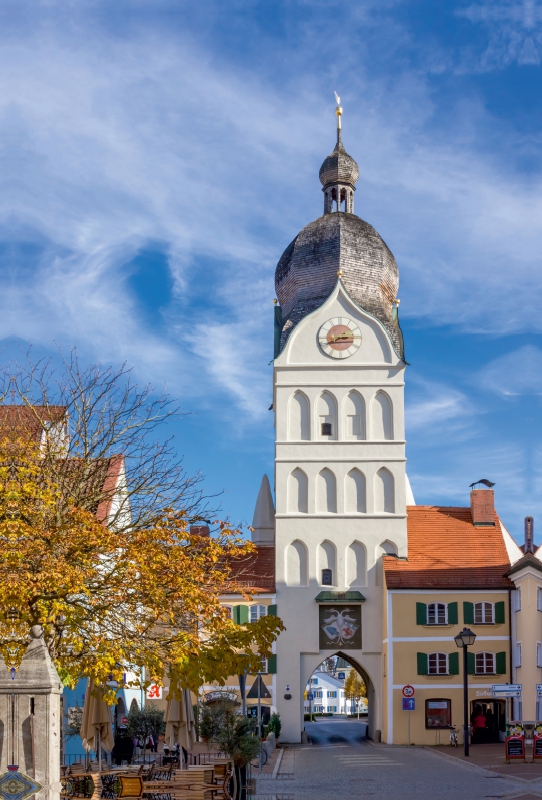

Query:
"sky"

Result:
[[2, 0, 542, 543]]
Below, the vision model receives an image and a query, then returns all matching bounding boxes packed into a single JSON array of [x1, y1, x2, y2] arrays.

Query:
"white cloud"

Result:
[[478, 345, 542, 396], [406, 379, 476, 432], [457, 1, 542, 68], [0, 3, 541, 417]]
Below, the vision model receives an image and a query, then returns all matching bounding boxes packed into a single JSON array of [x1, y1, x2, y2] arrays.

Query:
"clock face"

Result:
[[318, 317, 362, 359]]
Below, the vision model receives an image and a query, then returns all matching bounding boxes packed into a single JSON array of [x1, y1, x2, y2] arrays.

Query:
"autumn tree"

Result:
[[343, 671, 366, 718], [0, 353, 283, 696]]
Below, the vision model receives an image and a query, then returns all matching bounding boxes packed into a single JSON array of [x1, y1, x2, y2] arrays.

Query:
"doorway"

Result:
[[470, 699, 505, 743]]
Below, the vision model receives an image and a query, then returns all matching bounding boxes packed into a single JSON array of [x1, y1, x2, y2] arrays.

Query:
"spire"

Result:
[[251, 474, 275, 545], [319, 94, 360, 215]]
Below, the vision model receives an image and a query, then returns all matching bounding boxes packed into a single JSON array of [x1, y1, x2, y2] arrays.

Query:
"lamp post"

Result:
[[454, 627, 477, 756]]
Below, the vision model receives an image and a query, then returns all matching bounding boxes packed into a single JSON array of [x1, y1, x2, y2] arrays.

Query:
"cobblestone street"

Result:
[[255, 721, 542, 800]]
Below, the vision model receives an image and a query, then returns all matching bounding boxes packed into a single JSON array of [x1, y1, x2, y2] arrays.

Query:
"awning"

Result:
[[315, 591, 365, 603]]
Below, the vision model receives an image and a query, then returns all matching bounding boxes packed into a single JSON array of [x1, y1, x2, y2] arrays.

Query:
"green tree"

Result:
[[126, 702, 165, 761]]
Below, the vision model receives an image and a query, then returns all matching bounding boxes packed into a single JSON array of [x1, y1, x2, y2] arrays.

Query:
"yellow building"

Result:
[[382, 490, 520, 746]]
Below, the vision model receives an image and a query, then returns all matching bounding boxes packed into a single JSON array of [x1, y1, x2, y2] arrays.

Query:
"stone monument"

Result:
[[0, 626, 63, 800]]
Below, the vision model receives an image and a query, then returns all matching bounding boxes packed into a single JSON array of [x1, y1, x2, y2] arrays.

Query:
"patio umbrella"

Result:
[[80, 678, 115, 770], [165, 686, 196, 761]]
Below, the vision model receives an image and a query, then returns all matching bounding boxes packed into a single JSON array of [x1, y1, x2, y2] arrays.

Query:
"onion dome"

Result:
[[274, 98, 403, 358]]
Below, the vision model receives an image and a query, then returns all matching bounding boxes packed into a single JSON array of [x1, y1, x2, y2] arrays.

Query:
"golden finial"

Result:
[[337, 270, 343, 277], [395, 298, 400, 306], [334, 91, 343, 130], [273, 298, 278, 305]]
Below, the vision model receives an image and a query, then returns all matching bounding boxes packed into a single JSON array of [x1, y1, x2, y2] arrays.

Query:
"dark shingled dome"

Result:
[[319, 139, 360, 189], [275, 212, 403, 356]]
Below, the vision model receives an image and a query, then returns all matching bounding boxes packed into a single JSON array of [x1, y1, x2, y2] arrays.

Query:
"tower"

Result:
[[272, 100, 408, 742]]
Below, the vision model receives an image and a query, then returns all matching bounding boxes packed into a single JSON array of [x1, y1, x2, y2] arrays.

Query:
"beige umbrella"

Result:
[[80, 678, 115, 769], [165, 686, 196, 764]]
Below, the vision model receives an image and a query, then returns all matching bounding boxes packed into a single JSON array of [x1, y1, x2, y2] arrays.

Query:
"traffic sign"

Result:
[[493, 684, 522, 698], [402, 685, 415, 698], [307, 692, 314, 701], [338, 672, 346, 680], [402, 698, 415, 711]]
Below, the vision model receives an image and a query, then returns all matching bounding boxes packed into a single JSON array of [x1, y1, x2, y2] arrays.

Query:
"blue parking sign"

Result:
[[402, 698, 415, 711]]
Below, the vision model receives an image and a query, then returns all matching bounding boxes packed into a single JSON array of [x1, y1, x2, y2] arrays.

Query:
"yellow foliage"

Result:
[[0, 435, 284, 700]]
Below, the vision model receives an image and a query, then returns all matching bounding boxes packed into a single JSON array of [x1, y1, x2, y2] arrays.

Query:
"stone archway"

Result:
[[301, 650, 378, 741]]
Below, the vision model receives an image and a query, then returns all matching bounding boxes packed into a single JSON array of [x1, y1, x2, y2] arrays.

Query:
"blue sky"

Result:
[[2, 0, 542, 542]]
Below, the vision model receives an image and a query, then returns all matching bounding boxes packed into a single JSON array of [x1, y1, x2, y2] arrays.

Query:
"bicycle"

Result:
[[449, 726, 458, 747]]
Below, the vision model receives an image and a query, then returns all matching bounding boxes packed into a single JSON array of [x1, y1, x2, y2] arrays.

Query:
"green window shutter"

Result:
[[496, 651, 506, 675], [467, 652, 476, 674], [463, 602, 474, 624], [233, 605, 249, 625], [448, 652, 459, 675], [448, 602, 458, 625], [268, 604, 277, 617], [416, 603, 427, 625], [495, 602, 505, 624], [417, 652, 428, 675], [268, 654, 277, 674]]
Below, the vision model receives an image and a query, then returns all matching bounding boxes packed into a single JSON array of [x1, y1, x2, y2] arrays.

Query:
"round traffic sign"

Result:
[[402, 685, 415, 698]]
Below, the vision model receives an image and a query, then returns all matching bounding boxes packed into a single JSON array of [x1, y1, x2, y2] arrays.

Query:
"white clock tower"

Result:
[[272, 102, 410, 742]]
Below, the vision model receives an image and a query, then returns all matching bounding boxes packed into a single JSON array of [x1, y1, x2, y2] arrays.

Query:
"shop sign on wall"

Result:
[[319, 605, 362, 650]]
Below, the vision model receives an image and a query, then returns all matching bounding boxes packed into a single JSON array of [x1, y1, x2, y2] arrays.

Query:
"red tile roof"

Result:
[[384, 506, 513, 589], [229, 546, 275, 593]]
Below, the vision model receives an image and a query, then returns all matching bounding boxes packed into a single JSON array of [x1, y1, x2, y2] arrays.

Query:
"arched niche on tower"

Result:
[[316, 468, 337, 513], [346, 541, 367, 587], [375, 539, 398, 586], [286, 540, 308, 587], [370, 391, 393, 440], [344, 468, 366, 513], [317, 391, 338, 440], [343, 391, 366, 440], [288, 391, 310, 441], [318, 540, 337, 586], [288, 468, 308, 513], [374, 467, 395, 514]]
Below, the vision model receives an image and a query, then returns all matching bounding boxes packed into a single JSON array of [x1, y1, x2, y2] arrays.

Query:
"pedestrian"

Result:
[[472, 708, 487, 744]]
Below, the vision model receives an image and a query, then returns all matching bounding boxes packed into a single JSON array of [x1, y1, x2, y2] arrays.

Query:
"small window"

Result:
[[516, 589, 521, 611], [222, 605, 233, 619], [321, 422, 332, 436], [322, 568, 333, 586], [517, 642, 522, 667], [427, 603, 447, 625], [314, 691, 323, 699], [311, 678, 318, 685], [314, 705, 324, 712], [475, 652, 495, 674], [428, 653, 448, 675], [327, 691, 337, 698], [250, 604, 267, 622], [474, 602, 494, 624], [259, 656, 268, 674], [538, 588, 542, 612], [327, 706, 337, 713], [537, 643, 542, 668], [425, 699, 451, 729]]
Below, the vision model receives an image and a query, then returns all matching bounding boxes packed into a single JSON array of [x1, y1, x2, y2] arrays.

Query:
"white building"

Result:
[[270, 105, 410, 743]]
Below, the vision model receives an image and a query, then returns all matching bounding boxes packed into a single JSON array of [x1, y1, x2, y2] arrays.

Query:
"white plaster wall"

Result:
[[273, 284, 407, 742]]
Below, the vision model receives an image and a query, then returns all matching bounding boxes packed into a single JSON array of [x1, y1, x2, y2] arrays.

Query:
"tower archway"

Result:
[[301, 651, 378, 741]]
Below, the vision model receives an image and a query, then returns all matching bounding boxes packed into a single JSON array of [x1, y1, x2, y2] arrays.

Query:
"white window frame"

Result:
[[250, 604, 267, 622], [427, 603, 448, 626], [538, 588, 542, 612], [327, 691, 337, 698], [537, 643, 542, 668], [516, 642, 522, 667], [428, 652, 448, 675], [327, 706, 337, 713], [474, 602, 494, 625], [475, 651, 496, 675], [222, 605, 233, 619], [314, 705, 324, 713], [516, 589, 521, 612], [313, 690, 323, 699]]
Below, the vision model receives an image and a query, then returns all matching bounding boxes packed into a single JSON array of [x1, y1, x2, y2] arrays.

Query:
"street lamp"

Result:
[[454, 627, 477, 756]]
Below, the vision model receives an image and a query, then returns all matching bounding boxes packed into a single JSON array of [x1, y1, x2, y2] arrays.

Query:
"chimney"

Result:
[[470, 489, 495, 526], [190, 525, 210, 537], [525, 516, 534, 553]]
